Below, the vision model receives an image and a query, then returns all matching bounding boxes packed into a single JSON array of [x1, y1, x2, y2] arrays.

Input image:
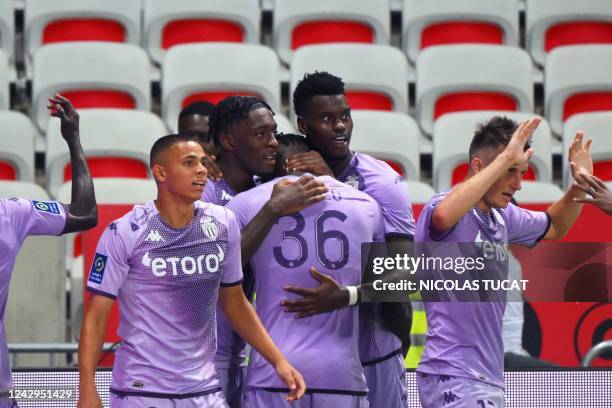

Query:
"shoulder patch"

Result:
[[88, 253, 108, 284], [32, 200, 61, 215]]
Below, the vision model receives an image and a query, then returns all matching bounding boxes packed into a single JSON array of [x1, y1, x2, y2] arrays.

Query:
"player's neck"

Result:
[[328, 151, 354, 178], [217, 155, 256, 193], [154, 192, 196, 229], [477, 200, 493, 213]]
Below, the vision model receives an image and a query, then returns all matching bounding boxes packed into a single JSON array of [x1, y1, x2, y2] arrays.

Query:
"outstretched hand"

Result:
[[568, 131, 593, 184], [268, 175, 328, 216], [47, 94, 79, 138], [573, 172, 612, 215], [501, 117, 540, 166], [281, 267, 349, 318]]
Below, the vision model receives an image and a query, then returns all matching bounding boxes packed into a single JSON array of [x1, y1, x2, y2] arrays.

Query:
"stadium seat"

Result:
[[405, 181, 436, 219], [58, 179, 156, 358], [0, 0, 14, 65], [275, 114, 297, 134], [32, 42, 150, 132], [0, 50, 7, 110], [416, 45, 534, 135], [526, 0, 612, 67], [45, 109, 166, 198], [545, 45, 612, 136], [0, 112, 36, 181], [562, 112, 612, 188], [144, 0, 260, 65], [349, 110, 421, 180], [25, 0, 141, 61], [162, 43, 281, 132], [289, 44, 409, 119], [0, 181, 48, 200], [274, 0, 390, 64], [433, 112, 553, 191], [402, 0, 519, 64], [513, 181, 564, 204]]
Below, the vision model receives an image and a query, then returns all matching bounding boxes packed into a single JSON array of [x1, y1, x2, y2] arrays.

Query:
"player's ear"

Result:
[[151, 164, 166, 183], [296, 116, 307, 135], [219, 131, 236, 152], [470, 156, 483, 175]]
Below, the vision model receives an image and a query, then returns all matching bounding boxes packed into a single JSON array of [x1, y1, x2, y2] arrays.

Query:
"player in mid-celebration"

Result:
[[202, 96, 326, 408], [0, 95, 97, 407], [415, 117, 592, 407], [281, 72, 414, 407], [227, 133, 384, 407], [78, 135, 305, 408]]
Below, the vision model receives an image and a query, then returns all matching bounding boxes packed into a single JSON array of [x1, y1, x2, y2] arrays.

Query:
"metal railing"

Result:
[[580, 340, 612, 367], [8, 343, 118, 367]]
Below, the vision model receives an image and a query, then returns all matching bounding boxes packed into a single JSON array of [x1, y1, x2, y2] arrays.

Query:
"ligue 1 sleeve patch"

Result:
[[88, 253, 108, 284], [31, 200, 61, 215]]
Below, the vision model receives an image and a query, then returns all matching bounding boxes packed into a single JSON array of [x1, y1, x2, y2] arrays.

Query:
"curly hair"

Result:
[[292, 71, 345, 117], [208, 96, 274, 148]]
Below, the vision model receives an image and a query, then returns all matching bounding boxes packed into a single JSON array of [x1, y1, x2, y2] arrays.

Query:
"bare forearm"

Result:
[[240, 203, 279, 265], [434, 154, 513, 231], [78, 312, 107, 390], [63, 134, 97, 233], [545, 185, 585, 239]]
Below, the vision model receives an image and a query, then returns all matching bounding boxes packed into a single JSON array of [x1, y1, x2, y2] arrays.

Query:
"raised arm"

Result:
[[47, 94, 97, 234], [544, 131, 593, 239], [77, 295, 114, 408], [239, 175, 327, 265], [432, 118, 540, 233], [573, 173, 612, 216], [219, 285, 306, 401]]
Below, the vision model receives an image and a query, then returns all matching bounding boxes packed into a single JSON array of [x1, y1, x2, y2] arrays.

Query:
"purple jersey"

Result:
[[202, 178, 248, 369], [227, 175, 385, 394], [415, 192, 550, 388], [338, 152, 416, 362], [0, 198, 66, 391], [86, 200, 243, 396]]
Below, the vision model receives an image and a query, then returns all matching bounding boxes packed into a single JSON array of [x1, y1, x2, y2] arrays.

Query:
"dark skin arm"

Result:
[[47, 94, 98, 234], [203, 154, 223, 181], [240, 175, 328, 265], [285, 151, 334, 177], [573, 172, 612, 215]]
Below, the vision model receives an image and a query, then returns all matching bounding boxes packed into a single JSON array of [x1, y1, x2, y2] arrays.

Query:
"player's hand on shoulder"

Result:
[[573, 173, 612, 215], [274, 359, 306, 401], [285, 151, 334, 177], [281, 267, 349, 318], [268, 175, 328, 216], [48, 94, 79, 138], [501, 117, 540, 165], [203, 154, 223, 181], [568, 131, 593, 184]]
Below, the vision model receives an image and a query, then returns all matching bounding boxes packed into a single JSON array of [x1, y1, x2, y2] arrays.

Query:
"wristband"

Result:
[[346, 286, 359, 306]]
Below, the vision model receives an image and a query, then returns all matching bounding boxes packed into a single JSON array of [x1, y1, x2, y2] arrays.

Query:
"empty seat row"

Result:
[[1, 0, 612, 68]]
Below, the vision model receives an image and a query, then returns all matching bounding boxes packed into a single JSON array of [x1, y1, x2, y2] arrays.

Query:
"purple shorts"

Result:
[[363, 353, 409, 408], [243, 389, 368, 408], [218, 365, 246, 408], [110, 391, 228, 407], [417, 373, 504, 408]]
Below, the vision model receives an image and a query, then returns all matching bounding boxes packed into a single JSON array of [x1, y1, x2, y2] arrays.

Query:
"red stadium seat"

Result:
[[562, 92, 612, 122], [42, 19, 125, 44], [345, 91, 393, 111], [182, 91, 258, 107], [291, 21, 374, 49], [451, 163, 537, 186], [421, 22, 503, 49], [434, 92, 517, 120], [60, 90, 136, 110], [83, 204, 133, 366], [63, 158, 149, 182], [545, 21, 612, 52], [161, 19, 244, 49], [594, 160, 612, 181], [0, 162, 16, 180]]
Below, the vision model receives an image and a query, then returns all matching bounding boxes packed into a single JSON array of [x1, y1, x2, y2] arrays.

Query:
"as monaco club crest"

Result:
[[200, 216, 218, 241]]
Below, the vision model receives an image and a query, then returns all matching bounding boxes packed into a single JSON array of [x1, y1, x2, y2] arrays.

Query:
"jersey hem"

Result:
[[361, 347, 402, 367], [253, 387, 368, 396], [109, 386, 222, 399], [220, 278, 243, 287], [86, 287, 117, 300]]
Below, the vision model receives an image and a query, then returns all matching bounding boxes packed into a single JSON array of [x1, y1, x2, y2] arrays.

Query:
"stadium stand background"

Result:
[[0, 0, 610, 371]]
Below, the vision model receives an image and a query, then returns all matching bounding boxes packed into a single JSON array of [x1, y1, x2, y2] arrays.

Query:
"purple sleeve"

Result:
[[3, 198, 66, 237], [418, 195, 451, 241], [220, 210, 244, 286], [506, 203, 551, 246], [86, 222, 130, 299], [225, 192, 251, 230], [201, 181, 216, 203], [371, 178, 416, 239]]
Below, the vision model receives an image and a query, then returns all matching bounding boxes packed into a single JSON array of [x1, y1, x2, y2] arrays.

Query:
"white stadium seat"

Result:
[[45, 109, 166, 198], [275, 114, 297, 134], [526, 0, 612, 66], [0, 181, 49, 200], [0, 112, 36, 181], [513, 181, 564, 204], [25, 0, 141, 60], [274, 0, 390, 65], [0, 0, 14, 64], [290, 44, 409, 120], [403, 0, 519, 64], [0, 50, 7, 110], [433, 112, 552, 191], [544, 45, 612, 136], [350, 110, 421, 180], [144, 0, 260, 65], [162, 43, 281, 132], [416, 45, 534, 135]]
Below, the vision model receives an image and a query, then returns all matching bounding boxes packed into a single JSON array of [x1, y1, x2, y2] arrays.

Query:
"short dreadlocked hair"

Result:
[[293, 71, 345, 117], [469, 116, 530, 161], [179, 101, 215, 118], [209, 96, 274, 148]]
